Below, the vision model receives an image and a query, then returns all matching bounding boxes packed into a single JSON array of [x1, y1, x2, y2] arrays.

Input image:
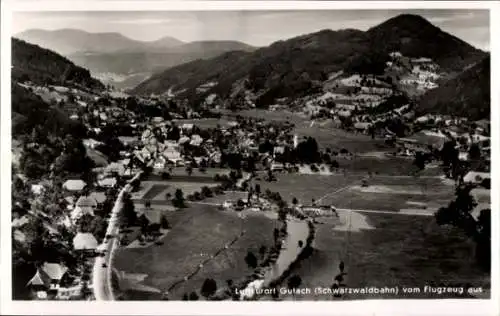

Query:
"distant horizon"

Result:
[[13, 10, 490, 51]]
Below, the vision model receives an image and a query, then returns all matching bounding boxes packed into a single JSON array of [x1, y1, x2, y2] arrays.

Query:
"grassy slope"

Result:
[[12, 38, 104, 90], [114, 206, 276, 299]]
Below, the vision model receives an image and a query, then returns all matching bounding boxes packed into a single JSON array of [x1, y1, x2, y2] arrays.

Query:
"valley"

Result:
[[9, 12, 491, 302]]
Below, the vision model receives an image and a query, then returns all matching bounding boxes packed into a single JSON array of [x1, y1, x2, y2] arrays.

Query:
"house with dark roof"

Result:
[[137, 208, 162, 225], [27, 263, 68, 293]]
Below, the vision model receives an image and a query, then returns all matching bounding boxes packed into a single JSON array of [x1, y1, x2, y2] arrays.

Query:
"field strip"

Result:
[[127, 213, 198, 273], [190, 201, 221, 206], [316, 185, 353, 204], [337, 208, 434, 216], [166, 231, 246, 294]]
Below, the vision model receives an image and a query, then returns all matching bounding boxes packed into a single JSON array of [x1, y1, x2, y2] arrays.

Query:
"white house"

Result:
[[273, 146, 285, 156], [463, 171, 490, 185], [62, 180, 86, 192], [98, 177, 117, 188], [271, 162, 285, 172], [31, 184, 45, 195], [73, 232, 98, 251], [12, 215, 30, 228], [337, 110, 351, 118], [154, 156, 167, 170], [190, 134, 203, 147], [181, 123, 194, 132], [83, 139, 103, 149]]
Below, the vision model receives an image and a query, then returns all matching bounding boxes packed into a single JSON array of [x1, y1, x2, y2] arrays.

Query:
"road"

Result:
[[92, 172, 142, 301]]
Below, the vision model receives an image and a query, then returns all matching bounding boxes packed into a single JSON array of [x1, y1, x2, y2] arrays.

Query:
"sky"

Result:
[[12, 9, 490, 50]]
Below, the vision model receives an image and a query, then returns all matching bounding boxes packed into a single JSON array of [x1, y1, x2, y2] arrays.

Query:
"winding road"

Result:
[[92, 172, 142, 301]]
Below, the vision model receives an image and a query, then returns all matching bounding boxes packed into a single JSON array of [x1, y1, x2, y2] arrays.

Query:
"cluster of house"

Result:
[[388, 52, 440, 92], [12, 173, 124, 300], [26, 228, 100, 300]]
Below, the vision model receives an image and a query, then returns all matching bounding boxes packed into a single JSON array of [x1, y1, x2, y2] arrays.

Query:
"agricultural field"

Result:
[[222, 109, 305, 124], [201, 191, 249, 205], [131, 170, 226, 206], [281, 213, 490, 300], [294, 120, 389, 153], [150, 167, 231, 179], [114, 205, 277, 300], [252, 173, 365, 205], [323, 178, 454, 212]]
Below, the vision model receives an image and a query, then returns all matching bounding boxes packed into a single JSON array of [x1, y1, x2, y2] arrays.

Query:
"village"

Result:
[[11, 56, 491, 300]]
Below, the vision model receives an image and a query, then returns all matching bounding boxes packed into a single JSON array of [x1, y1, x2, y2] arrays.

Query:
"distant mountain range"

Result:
[[15, 28, 185, 55], [15, 29, 256, 88], [132, 14, 487, 109]]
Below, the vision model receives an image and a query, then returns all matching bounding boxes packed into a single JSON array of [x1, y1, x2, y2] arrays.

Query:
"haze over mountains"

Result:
[[16, 29, 185, 54], [15, 29, 256, 88]]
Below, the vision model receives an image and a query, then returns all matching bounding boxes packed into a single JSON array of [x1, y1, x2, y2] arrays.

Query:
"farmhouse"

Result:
[[27, 263, 68, 293], [118, 136, 140, 147], [154, 156, 167, 170], [354, 122, 372, 133], [83, 138, 103, 149], [12, 215, 30, 228], [271, 162, 285, 172], [62, 180, 86, 192], [98, 177, 117, 188], [463, 171, 490, 185], [137, 207, 162, 225], [73, 232, 99, 251], [181, 123, 194, 132], [71, 206, 95, 221]]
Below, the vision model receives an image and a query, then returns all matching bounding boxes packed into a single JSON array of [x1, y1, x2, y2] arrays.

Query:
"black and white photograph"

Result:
[[1, 1, 497, 315]]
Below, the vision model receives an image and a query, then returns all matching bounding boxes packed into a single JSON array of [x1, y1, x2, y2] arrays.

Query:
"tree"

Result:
[[160, 215, 170, 229], [476, 209, 491, 269], [200, 278, 217, 299], [273, 228, 280, 245], [278, 208, 287, 221], [244, 251, 258, 269], [121, 193, 137, 227], [434, 185, 490, 270], [189, 291, 199, 301], [201, 186, 213, 198], [182, 293, 189, 300], [259, 245, 267, 259], [469, 143, 481, 161], [287, 275, 302, 294], [172, 189, 186, 208], [254, 184, 261, 197], [441, 140, 459, 176], [414, 152, 426, 170]]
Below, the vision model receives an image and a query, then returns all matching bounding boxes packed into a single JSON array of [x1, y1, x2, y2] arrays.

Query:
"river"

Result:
[[239, 217, 310, 300]]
